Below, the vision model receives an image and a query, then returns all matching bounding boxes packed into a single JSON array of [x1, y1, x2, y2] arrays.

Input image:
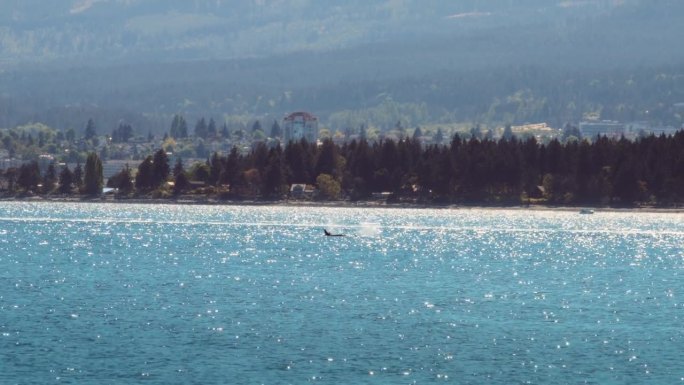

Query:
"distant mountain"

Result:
[[0, 0, 683, 133], [2, 0, 677, 67]]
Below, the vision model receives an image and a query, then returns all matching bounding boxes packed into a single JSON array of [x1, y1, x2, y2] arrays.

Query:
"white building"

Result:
[[579, 120, 624, 139]]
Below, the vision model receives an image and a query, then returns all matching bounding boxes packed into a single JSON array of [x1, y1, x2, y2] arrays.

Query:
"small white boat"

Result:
[[579, 208, 595, 214]]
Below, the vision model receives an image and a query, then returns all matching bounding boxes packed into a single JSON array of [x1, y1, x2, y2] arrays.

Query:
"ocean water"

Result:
[[1, 202, 683, 385]]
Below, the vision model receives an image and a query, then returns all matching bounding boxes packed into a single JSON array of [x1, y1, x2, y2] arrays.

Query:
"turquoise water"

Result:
[[1, 202, 683, 384]]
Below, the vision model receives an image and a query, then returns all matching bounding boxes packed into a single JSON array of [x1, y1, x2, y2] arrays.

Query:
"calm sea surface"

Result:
[[1, 202, 683, 384]]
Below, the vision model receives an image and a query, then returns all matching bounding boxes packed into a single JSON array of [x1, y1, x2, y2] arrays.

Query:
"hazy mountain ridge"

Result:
[[1, 0, 683, 134], [0, 0, 654, 66]]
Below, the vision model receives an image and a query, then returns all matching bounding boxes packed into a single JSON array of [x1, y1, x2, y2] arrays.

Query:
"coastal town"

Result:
[[1, 111, 682, 206]]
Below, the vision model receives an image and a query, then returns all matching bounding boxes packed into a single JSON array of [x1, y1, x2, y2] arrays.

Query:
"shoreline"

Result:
[[2, 195, 683, 213]]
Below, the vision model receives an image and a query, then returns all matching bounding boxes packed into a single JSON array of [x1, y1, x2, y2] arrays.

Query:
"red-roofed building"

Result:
[[283, 111, 318, 143]]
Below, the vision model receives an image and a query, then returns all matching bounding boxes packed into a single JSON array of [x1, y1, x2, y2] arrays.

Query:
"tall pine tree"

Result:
[[83, 152, 103, 195]]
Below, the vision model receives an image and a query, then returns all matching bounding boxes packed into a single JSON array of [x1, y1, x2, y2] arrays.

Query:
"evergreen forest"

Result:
[[3, 132, 684, 207]]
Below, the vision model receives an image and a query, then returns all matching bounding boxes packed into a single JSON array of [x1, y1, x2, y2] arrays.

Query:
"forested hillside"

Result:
[[1, 0, 683, 134], [3, 0, 659, 66]]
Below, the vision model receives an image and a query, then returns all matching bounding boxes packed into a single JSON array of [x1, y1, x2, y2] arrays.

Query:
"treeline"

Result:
[[3, 131, 683, 206]]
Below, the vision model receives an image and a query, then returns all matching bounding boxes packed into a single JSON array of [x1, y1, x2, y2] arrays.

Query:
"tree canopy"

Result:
[[83, 152, 103, 195]]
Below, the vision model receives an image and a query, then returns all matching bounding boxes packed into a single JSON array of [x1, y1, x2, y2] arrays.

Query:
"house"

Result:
[[579, 120, 624, 139], [289, 184, 316, 199], [528, 185, 546, 199], [0, 157, 21, 170]]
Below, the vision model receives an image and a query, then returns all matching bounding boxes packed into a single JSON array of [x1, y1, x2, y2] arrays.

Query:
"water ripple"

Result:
[[0, 202, 682, 384]]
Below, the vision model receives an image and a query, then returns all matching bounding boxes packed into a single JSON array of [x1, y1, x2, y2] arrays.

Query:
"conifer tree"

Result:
[[135, 156, 154, 191], [65, 128, 76, 143], [262, 147, 284, 197], [16, 161, 41, 192], [170, 115, 188, 139], [434, 128, 444, 144], [84, 119, 97, 140], [502, 124, 514, 141], [72, 163, 83, 188], [412, 126, 423, 141], [173, 157, 184, 177], [152, 149, 170, 187], [58, 165, 73, 194], [252, 120, 262, 133], [42, 163, 57, 193], [174, 172, 189, 195], [195, 118, 208, 139], [107, 165, 133, 193], [207, 118, 217, 139], [270, 120, 282, 138], [209, 152, 222, 186], [83, 152, 103, 195]]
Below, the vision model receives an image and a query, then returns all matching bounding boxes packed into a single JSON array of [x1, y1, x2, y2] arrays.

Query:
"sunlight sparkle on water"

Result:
[[0, 202, 683, 384]]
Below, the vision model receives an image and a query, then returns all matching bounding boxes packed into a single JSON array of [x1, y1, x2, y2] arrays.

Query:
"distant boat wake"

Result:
[[358, 222, 381, 237], [323, 222, 382, 238]]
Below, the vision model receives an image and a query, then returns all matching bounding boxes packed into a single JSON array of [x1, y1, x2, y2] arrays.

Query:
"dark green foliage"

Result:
[[3, 130, 684, 205], [208, 153, 221, 186], [99, 145, 109, 161], [172, 157, 184, 177], [250, 142, 269, 171], [83, 152, 103, 195], [17, 161, 41, 192], [169, 115, 188, 139], [189, 162, 210, 183], [135, 156, 154, 191], [84, 119, 97, 140], [133, 149, 169, 192], [412, 127, 423, 141], [219, 147, 241, 186], [315, 139, 337, 178], [152, 149, 170, 187], [195, 141, 208, 158], [42, 162, 57, 194], [470, 126, 482, 140], [284, 139, 315, 184], [220, 124, 230, 139], [207, 118, 217, 139], [173, 172, 189, 195], [72, 163, 83, 188], [65, 128, 76, 143], [111, 122, 134, 143], [2, 136, 13, 151], [2, 167, 18, 192], [194, 118, 208, 139], [270, 120, 282, 139], [562, 123, 582, 142], [261, 146, 285, 198], [251, 120, 262, 133], [434, 128, 444, 144], [502, 125, 514, 141], [58, 166, 73, 194], [107, 165, 133, 193]]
